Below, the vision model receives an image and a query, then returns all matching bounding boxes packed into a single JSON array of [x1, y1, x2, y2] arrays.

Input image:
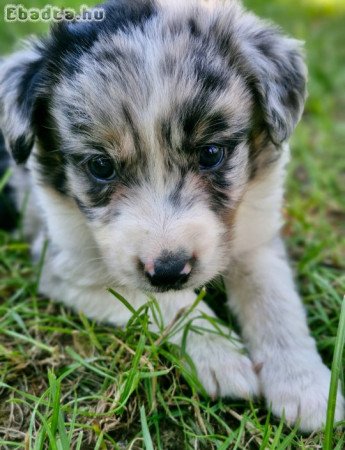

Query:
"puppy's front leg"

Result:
[[153, 291, 259, 400], [225, 238, 344, 431]]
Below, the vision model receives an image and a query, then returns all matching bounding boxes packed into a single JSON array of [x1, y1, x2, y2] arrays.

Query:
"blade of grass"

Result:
[[48, 371, 61, 439], [108, 288, 136, 315], [324, 295, 345, 450], [66, 347, 117, 381], [140, 405, 154, 450], [115, 332, 147, 413], [0, 168, 12, 193], [57, 411, 70, 450], [0, 328, 54, 353], [75, 431, 84, 450]]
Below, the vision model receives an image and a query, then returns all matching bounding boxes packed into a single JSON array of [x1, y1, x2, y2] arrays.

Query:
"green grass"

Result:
[[1, 0, 345, 448]]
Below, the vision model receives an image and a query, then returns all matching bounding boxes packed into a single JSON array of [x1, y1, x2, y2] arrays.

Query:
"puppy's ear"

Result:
[[0, 47, 44, 164], [237, 18, 307, 144], [213, 4, 308, 145]]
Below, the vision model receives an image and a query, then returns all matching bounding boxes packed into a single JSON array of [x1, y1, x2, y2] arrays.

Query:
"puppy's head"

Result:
[[0, 0, 307, 292]]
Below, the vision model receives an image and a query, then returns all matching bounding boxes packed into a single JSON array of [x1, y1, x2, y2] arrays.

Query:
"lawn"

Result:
[[0, 0, 345, 449]]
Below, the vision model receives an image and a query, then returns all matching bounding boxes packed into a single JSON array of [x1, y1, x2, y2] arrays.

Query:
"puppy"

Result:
[[0, 0, 343, 431]]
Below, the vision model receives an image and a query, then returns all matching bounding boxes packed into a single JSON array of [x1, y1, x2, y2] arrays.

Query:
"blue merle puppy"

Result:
[[0, 0, 343, 431]]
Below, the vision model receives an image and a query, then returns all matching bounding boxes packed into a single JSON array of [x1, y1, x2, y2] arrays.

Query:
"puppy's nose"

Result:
[[143, 251, 194, 289]]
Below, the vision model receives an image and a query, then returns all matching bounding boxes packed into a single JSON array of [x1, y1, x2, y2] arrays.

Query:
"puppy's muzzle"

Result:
[[140, 250, 195, 291]]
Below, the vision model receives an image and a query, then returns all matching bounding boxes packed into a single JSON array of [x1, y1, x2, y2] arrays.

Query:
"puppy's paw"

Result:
[[186, 333, 259, 400], [261, 360, 345, 432]]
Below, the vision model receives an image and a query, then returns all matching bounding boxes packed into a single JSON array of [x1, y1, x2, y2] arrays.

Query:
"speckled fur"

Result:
[[0, 0, 343, 431]]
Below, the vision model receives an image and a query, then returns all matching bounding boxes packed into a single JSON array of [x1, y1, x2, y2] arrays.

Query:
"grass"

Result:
[[0, 0, 345, 448], [325, 297, 345, 450]]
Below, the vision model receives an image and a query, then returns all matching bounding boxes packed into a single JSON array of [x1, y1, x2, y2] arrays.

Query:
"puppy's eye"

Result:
[[199, 146, 225, 171], [87, 157, 116, 181]]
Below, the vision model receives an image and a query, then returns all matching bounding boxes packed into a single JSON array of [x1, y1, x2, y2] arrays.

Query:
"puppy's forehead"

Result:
[[53, 1, 253, 160]]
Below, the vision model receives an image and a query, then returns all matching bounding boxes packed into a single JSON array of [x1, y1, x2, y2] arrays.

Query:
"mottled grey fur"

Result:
[[1, 0, 343, 432]]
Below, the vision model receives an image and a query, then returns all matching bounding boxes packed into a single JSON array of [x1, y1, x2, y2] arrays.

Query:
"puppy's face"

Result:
[[50, 16, 254, 292], [0, 0, 307, 292]]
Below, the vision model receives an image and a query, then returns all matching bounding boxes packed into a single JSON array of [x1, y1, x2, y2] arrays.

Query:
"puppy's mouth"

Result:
[[145, 277, 192, 293]]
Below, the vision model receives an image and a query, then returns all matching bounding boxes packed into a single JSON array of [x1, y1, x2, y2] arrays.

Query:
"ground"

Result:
[[0, 0, 344, 448]]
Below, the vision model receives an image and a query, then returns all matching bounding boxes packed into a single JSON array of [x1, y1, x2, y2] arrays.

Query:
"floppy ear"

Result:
[[236, 17, 308, 144], [212, 3, 307, 145], [0, 46, 44, 164]]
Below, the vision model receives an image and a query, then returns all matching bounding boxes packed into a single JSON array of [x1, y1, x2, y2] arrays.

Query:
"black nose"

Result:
[[144, 251, 194, 290]]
